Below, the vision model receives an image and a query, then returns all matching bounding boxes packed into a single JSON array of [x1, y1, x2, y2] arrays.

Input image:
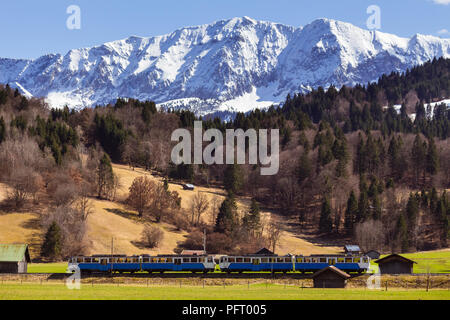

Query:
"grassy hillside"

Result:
[[0, 163, 341, 261]]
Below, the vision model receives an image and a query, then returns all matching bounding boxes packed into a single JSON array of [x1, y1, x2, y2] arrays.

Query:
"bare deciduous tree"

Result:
[[127, 176, 154, 217], [190, 191, 209, 226], [140, 224, 164, 248], [267, 220, 283, 254]]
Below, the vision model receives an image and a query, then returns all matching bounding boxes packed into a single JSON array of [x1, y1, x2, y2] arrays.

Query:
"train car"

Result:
[[69, 254, 216, 274], [69, 255, 141, 274], [219, 255, 294, 273], [141, 255, 215, 273], [294, 255, 370, 273]]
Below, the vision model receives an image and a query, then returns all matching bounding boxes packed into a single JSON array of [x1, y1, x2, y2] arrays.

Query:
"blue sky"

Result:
[[1, 0, 449, 59]]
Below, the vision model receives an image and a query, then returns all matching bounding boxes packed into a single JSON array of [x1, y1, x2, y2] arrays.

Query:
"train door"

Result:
[[328, 258, 336, 265], [174, 258, 182, 271]]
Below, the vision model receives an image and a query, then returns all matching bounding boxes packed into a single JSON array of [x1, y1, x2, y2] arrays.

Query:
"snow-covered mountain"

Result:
[[1, 17, 450, 116]]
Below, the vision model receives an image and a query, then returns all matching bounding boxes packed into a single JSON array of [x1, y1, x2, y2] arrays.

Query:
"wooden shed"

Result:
[[0, 244, 31, 273], [312, 266, 351, 288], [375, 254, 416, 274]]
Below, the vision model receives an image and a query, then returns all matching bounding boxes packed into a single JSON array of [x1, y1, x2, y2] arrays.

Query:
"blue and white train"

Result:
[[69, 253, 370, 274]]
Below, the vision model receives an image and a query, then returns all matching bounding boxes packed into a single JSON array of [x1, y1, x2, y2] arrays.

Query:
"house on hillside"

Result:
[[181, 250, 205, 256], [254, 248, 275, 256], [344, 245, 361, 255], [375, 254, 416, 274], [0, 244, 31, 273]]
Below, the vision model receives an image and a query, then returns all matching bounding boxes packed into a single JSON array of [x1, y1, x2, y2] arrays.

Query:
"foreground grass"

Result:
[[0, 283, 449, 300]]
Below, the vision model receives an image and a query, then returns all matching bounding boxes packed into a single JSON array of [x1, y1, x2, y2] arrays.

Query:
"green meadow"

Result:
[[0, 283, 449, 300]]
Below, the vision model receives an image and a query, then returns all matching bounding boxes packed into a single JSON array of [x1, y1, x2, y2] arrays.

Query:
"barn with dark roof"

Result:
[[375, 254, 416, 274]]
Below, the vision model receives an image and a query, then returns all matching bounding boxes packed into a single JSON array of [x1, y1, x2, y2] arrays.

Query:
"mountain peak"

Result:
[[0, 17, 449, 115]]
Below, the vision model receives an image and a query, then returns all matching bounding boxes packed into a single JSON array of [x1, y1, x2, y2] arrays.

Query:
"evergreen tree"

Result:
[[41, 221, 62, 260], [0, 117, 5, 144], [319, 197, 333, 233], [426, 137, 439, 176], [411, 134, 427, 185], [344, 191, 358, 235], [242, 198, 261, 236], [406, 193, 419, 225], [97, 153, 114, 199], [223, 164, 243, 194], [297, 151, 312, 184], [215, 195, 238, 234], [397, 214, 409, 253]]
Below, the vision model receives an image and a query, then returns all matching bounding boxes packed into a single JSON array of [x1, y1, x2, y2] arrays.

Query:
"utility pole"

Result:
[[111, 237, 114, 274], [203, 229, 206, 253]]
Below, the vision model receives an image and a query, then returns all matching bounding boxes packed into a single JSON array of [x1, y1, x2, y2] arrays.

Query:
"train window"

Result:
[[236, 258, 243, 263], [151, 258, 158, 263], [277, 258, 283, 263], [77, 257, 83, 263], [191, 258, 198, 263], [166, 258, 173, 263], [93, 258, 99, 263], [319, 258, 327, 263], [296, 258, 303, 263], [363, 257, 369, 263], [208, 257, 213, 262], [284, 258, 291, 263], [142, 257, 149, 263], [261, 258, 269, 263], [244, 258, 251, 263], [345, 258, 353, 263], [337, 258, 345, 263], [305, 258, 311, 263], [252, 259, 260, 265], [328, 259, 336, 265], [229, 258, 235, 263]]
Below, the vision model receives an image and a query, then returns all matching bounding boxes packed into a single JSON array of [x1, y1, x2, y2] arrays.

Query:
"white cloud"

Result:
[[437, 29, 449, 35], [433, 0, 450, 5]]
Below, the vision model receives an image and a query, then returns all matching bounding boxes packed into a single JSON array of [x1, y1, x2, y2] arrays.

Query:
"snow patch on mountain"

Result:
[[0, 17, 449, 115]]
